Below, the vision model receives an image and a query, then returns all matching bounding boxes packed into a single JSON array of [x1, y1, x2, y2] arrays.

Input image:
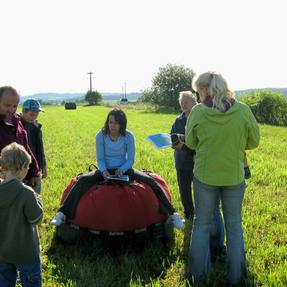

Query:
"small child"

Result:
[[21, 99, 47, 193], [0, 142, 43, 287]]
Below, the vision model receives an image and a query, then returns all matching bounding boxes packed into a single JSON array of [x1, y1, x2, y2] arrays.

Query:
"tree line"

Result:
[[82, 63, 287, 126], [140, 63, 287, 126]]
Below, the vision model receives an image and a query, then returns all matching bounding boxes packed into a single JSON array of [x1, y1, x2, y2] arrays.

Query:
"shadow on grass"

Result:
[[46, 227, 177, 287], [82, 104, 101, 107], [183, 219, 192, 278], [182, 220, 259, 287]]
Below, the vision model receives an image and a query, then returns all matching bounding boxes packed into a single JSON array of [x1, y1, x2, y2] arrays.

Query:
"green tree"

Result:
[[85, 90, 103, 105], [141, 63, 195, 109], [240, 90, 287, 126]]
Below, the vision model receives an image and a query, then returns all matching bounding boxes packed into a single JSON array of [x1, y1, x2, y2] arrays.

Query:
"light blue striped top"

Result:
[[95, 130, 135, 172]]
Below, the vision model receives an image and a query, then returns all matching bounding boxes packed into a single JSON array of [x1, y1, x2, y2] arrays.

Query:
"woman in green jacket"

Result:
[[186, 71, 260, 285]]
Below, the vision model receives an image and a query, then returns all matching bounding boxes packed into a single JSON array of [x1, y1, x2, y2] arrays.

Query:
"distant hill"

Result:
[[235, 88, 287, 98], [99, 92, 142, 102], [22, 88, 287, 104], [21, 92, 142, 104], [22, 93, 84, 103]]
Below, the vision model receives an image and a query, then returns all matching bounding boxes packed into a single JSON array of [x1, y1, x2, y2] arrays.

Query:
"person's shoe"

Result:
[[50, 212, 66, 226], [170, 212, 185, 229]]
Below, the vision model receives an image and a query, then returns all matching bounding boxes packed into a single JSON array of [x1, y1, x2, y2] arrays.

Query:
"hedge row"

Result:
[[240, 90, 287, 126]]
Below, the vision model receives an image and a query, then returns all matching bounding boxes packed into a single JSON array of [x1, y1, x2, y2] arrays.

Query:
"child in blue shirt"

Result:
[[20, 99, 47, 193]]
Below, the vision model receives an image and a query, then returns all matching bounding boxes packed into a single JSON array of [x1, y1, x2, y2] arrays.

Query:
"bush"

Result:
[[65, 102, 77, 110], [140, 64, 195, 110], [240, 90, 287, 126], [85, 90, 102, 105]]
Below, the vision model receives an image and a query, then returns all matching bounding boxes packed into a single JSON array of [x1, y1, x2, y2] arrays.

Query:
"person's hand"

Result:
[[173, 135, 185, 150], [178, 134, 185, 141], [29, 177, 41, 187], [102, 170, 110, 179], [115, 169, 124, 176], [42, 167, 48, 179], [174, 141, 184, 150]]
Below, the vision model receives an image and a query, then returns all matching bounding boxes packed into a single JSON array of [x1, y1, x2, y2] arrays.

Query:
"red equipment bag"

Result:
[[60, 171, 171, 232]]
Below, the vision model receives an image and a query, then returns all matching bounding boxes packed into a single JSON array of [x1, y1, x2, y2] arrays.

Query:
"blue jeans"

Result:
[[188, 177, 246, 284], [0, 256, 42, 287]]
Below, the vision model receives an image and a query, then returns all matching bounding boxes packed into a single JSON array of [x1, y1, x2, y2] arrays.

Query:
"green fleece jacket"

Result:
[[0, 178, 43, 264], [185, 101, 260, 186]]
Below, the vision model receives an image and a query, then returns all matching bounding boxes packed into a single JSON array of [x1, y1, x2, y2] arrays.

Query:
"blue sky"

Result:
[[1, 0, 286, 96]]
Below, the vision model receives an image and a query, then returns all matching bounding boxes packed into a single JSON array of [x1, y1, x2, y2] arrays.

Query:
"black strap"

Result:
[[76, 172, 83, 178], [88, 164, 98, 172]]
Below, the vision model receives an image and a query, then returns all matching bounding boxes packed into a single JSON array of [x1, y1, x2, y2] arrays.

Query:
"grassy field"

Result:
[[34, 105, 286, 286]]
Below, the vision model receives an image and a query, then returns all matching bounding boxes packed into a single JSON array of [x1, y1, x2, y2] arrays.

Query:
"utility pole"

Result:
[[87, 72, 93, 93]]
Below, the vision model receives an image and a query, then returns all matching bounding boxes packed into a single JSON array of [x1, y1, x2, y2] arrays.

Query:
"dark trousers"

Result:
[[0, 256, 42, 287], [59, 168, 175, 220], [176, 169, 194, 219], [59, 169, 104, 219], [130, 169, 175, 215]]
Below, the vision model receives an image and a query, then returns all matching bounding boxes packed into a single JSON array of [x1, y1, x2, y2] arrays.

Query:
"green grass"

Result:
[[35, 105, 286, 286]]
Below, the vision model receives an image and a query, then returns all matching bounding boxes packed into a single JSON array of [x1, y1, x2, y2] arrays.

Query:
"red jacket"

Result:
[[0, 113, 40, 179]]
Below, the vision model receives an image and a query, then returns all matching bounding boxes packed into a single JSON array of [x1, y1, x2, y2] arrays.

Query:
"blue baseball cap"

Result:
[[22, 99, 44, 112]]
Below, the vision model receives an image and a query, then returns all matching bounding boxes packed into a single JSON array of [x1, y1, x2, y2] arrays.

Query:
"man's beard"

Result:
[[0, 113, 13, 121]]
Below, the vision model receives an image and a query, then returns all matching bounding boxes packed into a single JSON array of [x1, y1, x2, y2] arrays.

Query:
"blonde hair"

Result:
[[193, 72, 235, 112], [178, 91, 197, 106], [0, 142, 31, 174]]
